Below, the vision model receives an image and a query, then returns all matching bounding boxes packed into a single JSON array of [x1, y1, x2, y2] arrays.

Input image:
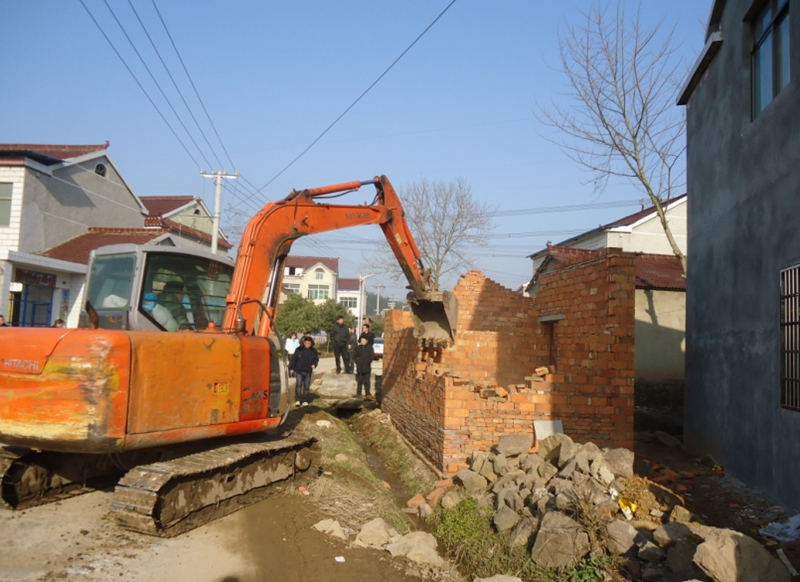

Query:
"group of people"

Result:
[[0, 315, 64, 328], [331, 316, 376, 398], [283, 316, 378, 407]]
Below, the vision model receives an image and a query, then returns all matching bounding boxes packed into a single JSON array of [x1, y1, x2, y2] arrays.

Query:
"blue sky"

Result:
[[2, 1, 711, 300]]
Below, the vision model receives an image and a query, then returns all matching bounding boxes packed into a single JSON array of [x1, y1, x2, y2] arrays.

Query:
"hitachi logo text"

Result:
[[2, 359, 41, 372]]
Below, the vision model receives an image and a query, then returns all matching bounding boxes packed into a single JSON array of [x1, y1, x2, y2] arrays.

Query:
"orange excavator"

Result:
[[0, 175, 456, 536]]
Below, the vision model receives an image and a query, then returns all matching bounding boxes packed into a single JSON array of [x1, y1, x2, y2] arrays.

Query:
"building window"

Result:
[[340, 296, 357, 308], [0, 183, 11, 226], [780, 264, 800, 411], [752, 0, 790, 118], [282, 283, 300, 295], [308, 285, 329, 300], [315, 268, 324, 280]]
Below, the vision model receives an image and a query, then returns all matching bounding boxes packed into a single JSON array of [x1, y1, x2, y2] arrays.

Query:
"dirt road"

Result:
[[0, 485, 425, 582]]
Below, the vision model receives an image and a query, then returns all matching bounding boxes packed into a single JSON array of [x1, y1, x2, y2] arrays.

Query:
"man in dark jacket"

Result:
[[331, 316, 351, 374], [289, 337, 319, 406], [353, 334, 374, 398], [360, 323, 375, 345]]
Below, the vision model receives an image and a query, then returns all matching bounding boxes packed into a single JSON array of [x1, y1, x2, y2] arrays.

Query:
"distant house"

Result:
[[337, 277, 360, 317], [678, 0, 799, 508], [526, 197, 687, 393], [0, 142, 147, 327], [280, 256, 339, 305], [139, 195, 232, 255]]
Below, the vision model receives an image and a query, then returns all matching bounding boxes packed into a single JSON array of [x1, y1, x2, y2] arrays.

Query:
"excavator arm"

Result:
[[224, 175, 456, 342]]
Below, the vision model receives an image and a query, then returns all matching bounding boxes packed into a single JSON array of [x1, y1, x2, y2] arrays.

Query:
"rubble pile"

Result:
[[426, 432, 789, 582]]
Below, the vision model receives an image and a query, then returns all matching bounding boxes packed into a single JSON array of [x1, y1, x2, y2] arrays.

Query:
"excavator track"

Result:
[[0, 446, 122, 510], [109, 432, 317, 537]]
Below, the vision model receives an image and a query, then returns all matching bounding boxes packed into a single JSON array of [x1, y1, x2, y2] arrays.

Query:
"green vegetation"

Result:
[[565, 555, 615, 582], [430, 497, 616, 582], [431, 498, 546, 580]]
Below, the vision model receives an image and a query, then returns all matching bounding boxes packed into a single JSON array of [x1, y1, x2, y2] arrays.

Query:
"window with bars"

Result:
[[340, 296, 357, 308], [780, 264, 800, 411]]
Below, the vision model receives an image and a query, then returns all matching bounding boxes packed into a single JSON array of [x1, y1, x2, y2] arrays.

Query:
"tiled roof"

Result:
[[140, 195, 196, 217], [603, 194, 687, 228], [144, 216, 232, 250], [338, 277, 359, 291], [286, 255, 339, 273], [635, 254, 686, 291], [0, 142, 109, 165], [42, 228, 167, 264]]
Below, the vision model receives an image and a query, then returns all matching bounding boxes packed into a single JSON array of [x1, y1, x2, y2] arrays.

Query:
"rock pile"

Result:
[[433, 432, 789, 582], [312, 516, 448, 569]]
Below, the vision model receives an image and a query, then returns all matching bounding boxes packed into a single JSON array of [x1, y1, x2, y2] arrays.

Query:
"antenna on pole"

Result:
[[200, 170, 238, 253]]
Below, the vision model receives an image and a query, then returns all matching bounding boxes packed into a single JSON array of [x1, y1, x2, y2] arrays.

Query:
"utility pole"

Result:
[[374, 285, 384, 316], [200, 170, 238, 253]]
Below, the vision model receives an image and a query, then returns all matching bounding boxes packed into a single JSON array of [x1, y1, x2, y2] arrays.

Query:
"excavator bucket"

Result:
[[408, 290, 458, 344]]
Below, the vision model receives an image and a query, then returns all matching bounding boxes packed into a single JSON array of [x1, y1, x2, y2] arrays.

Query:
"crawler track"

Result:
[[109, 432, 317, 537], [0, 446, 121, 509]]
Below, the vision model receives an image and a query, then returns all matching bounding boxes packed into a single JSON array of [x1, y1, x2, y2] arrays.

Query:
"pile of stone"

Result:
[[312, 516, 448, 569], [432, 432, 789, 582]]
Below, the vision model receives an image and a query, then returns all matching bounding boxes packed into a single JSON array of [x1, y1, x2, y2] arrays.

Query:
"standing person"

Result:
[[284, 331, 300, 356], [346, 327, 358, 373], [331, 316, 351, 374], [353, 334, 374, 398], [360, 323, 375, 345], [52, 319, 65, 328], [289, 336, 319, 406], [0, 315, 8, 327]]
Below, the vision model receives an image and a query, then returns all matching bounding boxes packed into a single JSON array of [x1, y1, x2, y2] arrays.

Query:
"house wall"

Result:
[[169, 200, 213, 234], [281, 264, 337, 305], [635, 289, 685, 382], [0, 166, 25, 253], [336, 289, 360, 317], [684, 0, 800, 509], [19, 160, 144, 254], [382, 254, 635, 474], [606, 203, 687, 255]]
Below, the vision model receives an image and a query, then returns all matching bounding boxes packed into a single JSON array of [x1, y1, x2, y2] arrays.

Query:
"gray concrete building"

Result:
[[679, 0, 799, 508]]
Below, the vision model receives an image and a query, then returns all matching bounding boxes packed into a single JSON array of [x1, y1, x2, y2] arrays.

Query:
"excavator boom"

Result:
[[226, 174, 456, 342]]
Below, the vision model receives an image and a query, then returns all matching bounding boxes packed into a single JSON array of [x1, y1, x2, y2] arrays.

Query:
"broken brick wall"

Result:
[[382, 248, 635, 474]]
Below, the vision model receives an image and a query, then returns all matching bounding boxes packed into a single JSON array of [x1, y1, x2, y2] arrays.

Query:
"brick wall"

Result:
[[382, 248, 635, 474]]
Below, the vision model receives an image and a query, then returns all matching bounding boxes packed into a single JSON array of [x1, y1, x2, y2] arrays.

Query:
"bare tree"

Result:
[[369, 178, 493, 289], [543, 2, 687, 274]]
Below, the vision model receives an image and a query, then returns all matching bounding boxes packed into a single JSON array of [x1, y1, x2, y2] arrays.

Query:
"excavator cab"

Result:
[[81, 244, 234, 332]]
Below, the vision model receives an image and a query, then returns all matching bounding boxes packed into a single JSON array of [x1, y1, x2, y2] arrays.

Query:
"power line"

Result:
[[101, 0, 212, 169], [253, 0, 459, 198], [489, 199, 643, 217], [127, 0, 224, 170], [150, 0, 239, 175], [79, 0, 202, 169]]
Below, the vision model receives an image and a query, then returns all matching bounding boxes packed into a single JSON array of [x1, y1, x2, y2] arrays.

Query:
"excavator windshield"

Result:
[[139, 253, 232, 331], [84, 247, 233, 331]]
